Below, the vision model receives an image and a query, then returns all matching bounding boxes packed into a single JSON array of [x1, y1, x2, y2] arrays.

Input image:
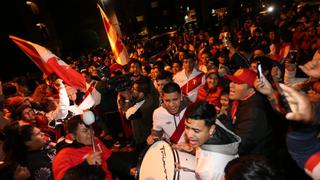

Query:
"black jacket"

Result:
[[231, 93, 276, 159]]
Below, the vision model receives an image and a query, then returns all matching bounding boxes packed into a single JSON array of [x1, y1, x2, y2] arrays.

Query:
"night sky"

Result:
[[0, 0, 105, 81]]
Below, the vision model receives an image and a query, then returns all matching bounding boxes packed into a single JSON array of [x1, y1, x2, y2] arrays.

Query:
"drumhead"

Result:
[[138, 140, 177, 180]]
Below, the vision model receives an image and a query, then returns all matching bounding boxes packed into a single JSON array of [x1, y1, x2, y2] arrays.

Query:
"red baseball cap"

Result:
[[224, 68, 257, 87], [110, 63, 123, 73]]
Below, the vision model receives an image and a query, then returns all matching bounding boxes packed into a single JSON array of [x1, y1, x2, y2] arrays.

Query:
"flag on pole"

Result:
[[9, 35, 86, 90], [97, 4, 129, 66]]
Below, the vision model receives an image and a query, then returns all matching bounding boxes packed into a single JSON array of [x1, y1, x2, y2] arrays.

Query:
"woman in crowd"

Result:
[[52, 115, 112, 180], [3, 122, 55, 180], [196, 70, 224, 108]]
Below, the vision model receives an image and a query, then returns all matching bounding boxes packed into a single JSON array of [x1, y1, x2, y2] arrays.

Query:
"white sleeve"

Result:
[[284, 68, 308, 87], [152, 109, 162, 131], [91, 88, 101, 106], [56, 83, 70, 119]]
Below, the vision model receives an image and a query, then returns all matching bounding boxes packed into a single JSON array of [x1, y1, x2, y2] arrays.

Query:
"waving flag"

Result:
[[97, 4, 129, 65], [9, 35, 86, 90]]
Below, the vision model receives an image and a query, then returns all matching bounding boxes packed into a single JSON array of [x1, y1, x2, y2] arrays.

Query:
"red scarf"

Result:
[[231, 91, 256, 124]]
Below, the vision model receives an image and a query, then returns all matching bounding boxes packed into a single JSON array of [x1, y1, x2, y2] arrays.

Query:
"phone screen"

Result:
[[257, 62, 263, 84]]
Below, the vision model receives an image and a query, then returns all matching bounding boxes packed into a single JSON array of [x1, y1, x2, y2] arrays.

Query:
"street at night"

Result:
[[0, 0, 319, 180]]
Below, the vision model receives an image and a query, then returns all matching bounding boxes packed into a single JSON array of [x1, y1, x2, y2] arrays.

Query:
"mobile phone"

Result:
[[288, 50, 298, 64], [271, 76, 292, 113], [257, 61, 263, 84]]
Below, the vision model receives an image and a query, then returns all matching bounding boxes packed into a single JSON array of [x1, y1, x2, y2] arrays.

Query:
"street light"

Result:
[[267, 6, 274, 12], [26, 1, 39, 14]]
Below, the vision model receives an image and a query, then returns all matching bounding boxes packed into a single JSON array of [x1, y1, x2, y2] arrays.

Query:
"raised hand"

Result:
[[299, 59, 320, 78], [279, 83, 314, 123], [86, 151, 102, 165], [254, 73, 274, 97]]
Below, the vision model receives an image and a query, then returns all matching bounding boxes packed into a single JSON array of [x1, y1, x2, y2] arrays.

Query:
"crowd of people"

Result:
[[0, 2, 320, 180]]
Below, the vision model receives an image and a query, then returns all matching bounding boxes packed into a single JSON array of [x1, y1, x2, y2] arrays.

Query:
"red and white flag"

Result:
[[97, 4, 129, 66], [9, 35, 86, 90]]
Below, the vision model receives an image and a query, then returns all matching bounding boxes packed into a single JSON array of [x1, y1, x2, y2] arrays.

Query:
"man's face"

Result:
[[129, 63, 141, 76], [209, 37, 214, 45], [250, 61, 258, 72], [132, 83, 144, 101], [75, 123, 91, 145], [172, 63, 182, 74], [162, 92, 182, 115], [178, 52, 185, 61], [207, 62, 217, 71], [229, 82, 252, 100], [26, 127, 46, 151], [153, 68, 160, 79], [183, 58, 195, 73], [220, 94, 229, 107], [22, 108, 35, 121], [218, 56, 225, 64], [200, 54, 209, 65], [66, 87, 77, 101], [156, 79, 170, 94], [185, 119, 215, 148], [253, 50, 264, 58], [206, 74, 219, 88]]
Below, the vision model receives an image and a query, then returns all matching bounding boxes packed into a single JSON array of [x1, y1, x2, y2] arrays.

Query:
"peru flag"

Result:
[[97, 4, 129, 65], [9, 35, 86, 90]]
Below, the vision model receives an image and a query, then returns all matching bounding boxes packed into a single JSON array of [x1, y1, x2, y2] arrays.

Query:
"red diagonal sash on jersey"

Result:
[[170, 112, 187, 144], [84, 81, 97, 98], [180, 73, 204, 95], [78, 82, 97, 110]]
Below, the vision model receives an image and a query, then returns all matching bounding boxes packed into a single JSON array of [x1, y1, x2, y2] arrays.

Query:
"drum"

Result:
[[138, 140, 196, 180]]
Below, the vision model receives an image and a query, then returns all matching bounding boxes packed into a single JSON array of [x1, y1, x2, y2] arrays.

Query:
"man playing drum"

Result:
[[147, 82, 190, 145]]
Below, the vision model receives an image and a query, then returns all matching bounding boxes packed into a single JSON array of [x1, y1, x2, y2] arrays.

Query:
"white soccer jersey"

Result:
[[173, 68, 205, 102], [152, 106, 187, 143]]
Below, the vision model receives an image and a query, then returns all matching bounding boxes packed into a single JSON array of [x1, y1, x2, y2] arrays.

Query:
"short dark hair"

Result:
[[182, 52, 195, 62], [156, 71, 172, 81], [129, 59, 142, 68], [186, 101, 216, 127], [3, 123, 35, 164], [162, 82, 181, 94], [2, 83, 17, 97], [172, 60, 182, 67], [65, 115, 83, 135], [153, 61, 165, 71], [134, 78, 151, 95], [224, 155, 278, 180]]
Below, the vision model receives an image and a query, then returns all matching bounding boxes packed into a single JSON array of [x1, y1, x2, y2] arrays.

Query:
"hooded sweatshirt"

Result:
[[195, 120, 241, 180]]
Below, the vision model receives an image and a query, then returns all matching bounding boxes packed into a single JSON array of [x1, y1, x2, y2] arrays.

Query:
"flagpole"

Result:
[[98, 0, 107, 12]]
